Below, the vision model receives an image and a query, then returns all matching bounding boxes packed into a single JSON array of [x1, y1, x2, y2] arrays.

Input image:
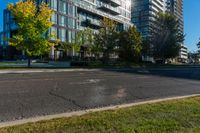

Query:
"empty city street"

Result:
[[0, 68, 200, 123]]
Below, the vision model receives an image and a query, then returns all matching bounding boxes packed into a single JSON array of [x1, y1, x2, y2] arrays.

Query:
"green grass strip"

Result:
[[1, 97, 200, 133]]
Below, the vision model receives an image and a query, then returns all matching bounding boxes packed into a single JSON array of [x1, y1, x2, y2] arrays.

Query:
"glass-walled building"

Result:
[[131, 0, 166, 37], [2, 0, 133, 59], [166, 0, 186, 62], [2, 0, 133, 42], [166, 0, 183, 36], [37, 0, 133, 43]]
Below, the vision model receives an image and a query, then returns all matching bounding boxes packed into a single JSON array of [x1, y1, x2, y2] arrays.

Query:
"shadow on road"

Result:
[[104, 67, 200, 81]]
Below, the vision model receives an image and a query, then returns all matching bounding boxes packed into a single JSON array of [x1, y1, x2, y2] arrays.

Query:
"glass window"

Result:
[[59, 0, 66, 14], [51, 13, 57, 24], [51, 0, 57, 10], [68, 18, 76, 29], [68, 4, 76, 17], [59, 15, 65, 27], [59, 28, 66, 42], [68, 30, 72, 43]]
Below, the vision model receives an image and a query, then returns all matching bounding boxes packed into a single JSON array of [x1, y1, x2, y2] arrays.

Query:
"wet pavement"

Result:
[[0, 68, 200, 122]]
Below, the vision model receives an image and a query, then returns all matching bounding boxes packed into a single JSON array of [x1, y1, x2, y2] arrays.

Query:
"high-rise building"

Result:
[[131, 0, 166, 37], [166, 0, 187, 62], [132, 0, 186, 62], [2, 0, 133, 59], [3, 0, 132, 44], [166, 0, 183, 34]]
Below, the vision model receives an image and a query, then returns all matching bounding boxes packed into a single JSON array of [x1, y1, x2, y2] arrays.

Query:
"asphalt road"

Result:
[[0, 68, 200, 122]]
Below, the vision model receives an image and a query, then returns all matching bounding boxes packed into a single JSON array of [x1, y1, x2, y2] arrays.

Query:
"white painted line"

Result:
[[0, 94, 200, 128]]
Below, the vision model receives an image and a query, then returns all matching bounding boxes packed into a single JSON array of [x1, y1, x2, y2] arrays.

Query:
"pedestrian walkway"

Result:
[[0, 61, 70, 68]]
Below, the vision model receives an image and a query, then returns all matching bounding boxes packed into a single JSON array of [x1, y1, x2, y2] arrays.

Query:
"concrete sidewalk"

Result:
[[0, 68, 101, 74], [0, 61, 70, 68]]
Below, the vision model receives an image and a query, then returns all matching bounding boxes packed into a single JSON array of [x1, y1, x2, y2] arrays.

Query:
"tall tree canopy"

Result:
[[8, 0, 54, 67], [151, 13, 184, 62], [94, 17, 118, 63], [118, 26, 143, 62]]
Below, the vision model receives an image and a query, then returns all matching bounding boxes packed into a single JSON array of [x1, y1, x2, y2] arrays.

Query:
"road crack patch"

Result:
[[49, 82, 85, 109], [49, 91, 84, 109]]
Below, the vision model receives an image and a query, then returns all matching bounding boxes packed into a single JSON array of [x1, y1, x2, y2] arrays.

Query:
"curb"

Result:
[[0, 69, 102, 74], [0, 94, 200, 128], [0, 67, 200, 74]]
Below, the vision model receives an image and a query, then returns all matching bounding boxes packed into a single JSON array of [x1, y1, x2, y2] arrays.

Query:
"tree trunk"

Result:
[[103, 52, 109, 64], [28, 56, 31, 68]]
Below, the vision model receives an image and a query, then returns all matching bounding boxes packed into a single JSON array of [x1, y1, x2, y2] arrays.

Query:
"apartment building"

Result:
[[132, 0, 186, 63], [3, 0, 132, 44], [131, 0, 166, 37], [166, 0, 187, 62], [179, 45, 188, 63], [2, 0, 132, 59], [166, 0, 183, 34]]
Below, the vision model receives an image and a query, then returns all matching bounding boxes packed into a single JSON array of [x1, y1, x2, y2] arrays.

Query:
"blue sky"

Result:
[[0, 0, 200, 52]]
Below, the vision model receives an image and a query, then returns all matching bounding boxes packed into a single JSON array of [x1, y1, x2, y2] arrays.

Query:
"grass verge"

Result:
[[1, 97, 200, 133]]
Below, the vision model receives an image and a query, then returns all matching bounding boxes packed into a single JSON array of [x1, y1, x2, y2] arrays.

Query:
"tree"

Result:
[[141, 38, 152, 60], [118, 26, 143, 62], [8, 0, 54, 67], [74, 28, 95, 59], [58, 41, 71, 59], [197, 38, 200, 54], [151, 13, 184, 63], [94, 17, 118, 63]]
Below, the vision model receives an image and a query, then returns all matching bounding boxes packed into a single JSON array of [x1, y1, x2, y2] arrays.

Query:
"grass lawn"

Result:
[[1, 97, 200, 133]]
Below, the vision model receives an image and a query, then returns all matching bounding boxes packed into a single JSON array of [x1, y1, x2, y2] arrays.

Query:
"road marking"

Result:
[[0, 94, 200, 128], [69, 79, 102, 85]]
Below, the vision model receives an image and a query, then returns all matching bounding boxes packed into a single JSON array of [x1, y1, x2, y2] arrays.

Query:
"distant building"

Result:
[[178, 45, 188, 63], [131, 0, 166, 62], [132, 0, 186, 63], [166, 0, 186, 62], [0, 32, 4, 46], [3, 10, 18, 46], [0, 32, 4, 59], [166, 0, 183, 35], [131, 0, 166, 37]]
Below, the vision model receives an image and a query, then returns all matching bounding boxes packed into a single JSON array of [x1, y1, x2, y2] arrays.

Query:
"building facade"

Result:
[[166, 0, 183, 34], [2, 0, 132, 59], [0, 32, 4, 46], [37, 0, 132, 43], [132, 0, 186, 63], [178, 45, 188, 63], [166, 0, 187, 62], [0, 32, 4, 59], [131, 0, 166, 37]]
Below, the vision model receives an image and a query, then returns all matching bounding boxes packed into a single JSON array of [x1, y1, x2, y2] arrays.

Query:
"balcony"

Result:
[[97, 3, 120, 15], [102, 0, 121, 7], [81, 19, 102, 28]]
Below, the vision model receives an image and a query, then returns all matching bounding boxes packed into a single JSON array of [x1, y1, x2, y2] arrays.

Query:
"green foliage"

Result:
[[196, 38, 200, 53], [94, 17, 118, 63], [58, 41, 71, 58], [7, 0, 54, 66], [151, 13, 184, 61], [70, 28, 95, 58], [118, 26, 143, 62], [142, 38, 152, 58]]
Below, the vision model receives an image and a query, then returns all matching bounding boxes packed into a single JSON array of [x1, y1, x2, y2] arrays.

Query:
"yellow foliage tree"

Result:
[[8, 0, 54, 67]]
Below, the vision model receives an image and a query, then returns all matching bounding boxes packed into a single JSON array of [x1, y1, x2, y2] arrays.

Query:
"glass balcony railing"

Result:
[[81, 19, 102, 28], [102, 0, 121, 7], [97, 2, 120, 15]]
